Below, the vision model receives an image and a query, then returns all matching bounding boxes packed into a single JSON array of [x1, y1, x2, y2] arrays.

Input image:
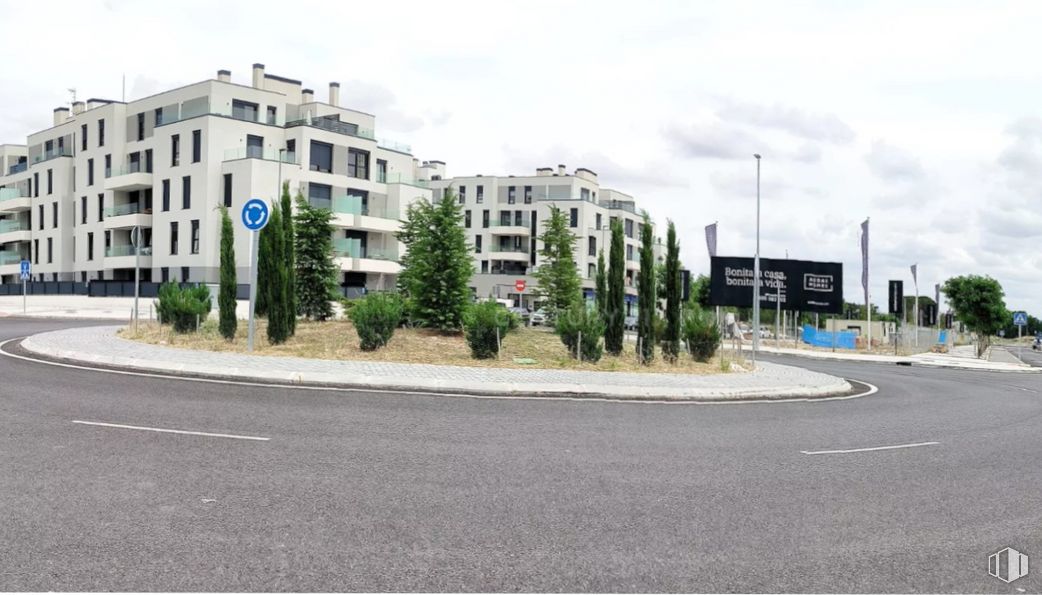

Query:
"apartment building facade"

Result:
[[429, 165, 662, 312], [0, 64, 433, 297]]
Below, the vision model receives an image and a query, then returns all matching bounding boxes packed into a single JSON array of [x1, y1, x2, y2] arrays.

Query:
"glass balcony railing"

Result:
[[378, 139, 412, 154], [493, 242, 531, 253], [381, 172, 430, 188], [332, 238, 399, 261], [0, 187, 27, 201], [0, 250, 24, 265], [331, 195, 399, 220], [104, 202, 148, 217], [109, 163, 154, 177], [32, 146, 74, 164], [599, 199, 638, 214], [492, 217, 531, 228], [285, 116, 375, 141], [223, 147, 299, 164], [0, 219, 28, 233], [105, 244, 152, 258], [7, 162, 27, 175]]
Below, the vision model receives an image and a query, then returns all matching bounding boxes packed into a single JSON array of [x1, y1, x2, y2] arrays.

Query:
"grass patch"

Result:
[[120, 319, 727, 374]]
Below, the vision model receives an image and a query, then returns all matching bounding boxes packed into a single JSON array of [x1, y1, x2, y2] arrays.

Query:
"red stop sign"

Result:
[[515, 279, 526, 293]]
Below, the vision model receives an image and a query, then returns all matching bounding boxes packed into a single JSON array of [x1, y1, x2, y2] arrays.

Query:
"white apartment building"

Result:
[[429, 165, 663, 312], [0, 63, 433, 297]]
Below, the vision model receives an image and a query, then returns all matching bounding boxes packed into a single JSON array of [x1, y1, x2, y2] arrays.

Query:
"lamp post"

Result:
[[752, 154, 762, 365]]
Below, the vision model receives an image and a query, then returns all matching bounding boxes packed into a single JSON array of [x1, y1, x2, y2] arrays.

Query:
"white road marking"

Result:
[[0, 336, 878, 406], [801, 441, 939, 455], [71, 420, 269, 442]]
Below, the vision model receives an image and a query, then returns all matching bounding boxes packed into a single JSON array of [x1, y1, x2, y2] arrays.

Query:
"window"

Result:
[[38, 205, 44, 230], [47, 238, 52, 263], [475, 235, 482, 254], [104, 154, 111, 178], [45, 139, 53, 156], [246, 134, 263, 159], [81, 124, 87, 151], [376, 159, 387, 183], [588, 236, 596, 257], [161, 179, 170, 211], [33, 239, 38, 264], [459, 185, 467, 204], [625, 219, 634, 238], [33, 173, 38, 197], [182, 175, 191, 209], [27, 177, 32, 198], [581, 188, 590, 201], [155, 107, 164, 126], [570, 208, 578, 228], [508, 186, 516, 204], [223, 174, 233, 208], [481, 260, 488, 274], [181, 266, 190, 282], [129, 152, 141, 173], [310, 140, 332, 173], [87, 158, 94, 186], [464, 210, 472, 228], [105, 231, 110, 254], [266, 106, 277, 125], [524, 185, 532, 204], [170, 222, 179, 255], [347, 148, 369, 179], [596, 213, 602, 230], [98, 118, 105, 147], [47, 169, 52, 194], [192, 130, 202, 162], [515, 210, 524, 226], [81, 196, 87, 224], [232, 99, 259, 122], [171, 134, 180, 166], [160, 267, 169, 283], [145, 149, 153, 173], [190, 219, 200, 254], [98, 193, 103, 222], [476, 185, 484, 203], [627, 245, 634, 261], [589, 263, 596, 278], [52, 202, 57, 228], [286, 139, 296, 162], [482, 210, 489, 228], [136, 112, 145, 141], [308, 183, 332, 210]]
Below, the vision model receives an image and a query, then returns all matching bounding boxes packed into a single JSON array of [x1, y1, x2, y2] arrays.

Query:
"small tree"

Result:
[[218, 206, 237, 340], [534, 206, 582, 321], [942, 275, 1008, 358], [594, 249, 607, 319], [349, 292, 403, 351], [280, 182, 297, 336], [662, 220, 681, 362], [636, 212, 656, 364], [395, 199, 431, 320], [294, 194, 338, 321], [255, 205, 273, 318], [265, 206, 290, 345], [604, 218, 626, 356], [555, 302, 605, 362], [690, 274, 711, 309]]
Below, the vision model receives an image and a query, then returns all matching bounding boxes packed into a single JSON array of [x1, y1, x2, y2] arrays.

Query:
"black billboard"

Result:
[[889, 280, 904, 315], [709, 256, 843, 314]]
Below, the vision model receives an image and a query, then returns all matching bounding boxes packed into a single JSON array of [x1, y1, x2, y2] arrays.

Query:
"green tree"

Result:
[[636, 212, 656, 364], [661, 220, 681, 362], [218, 206, 237, 340], [396, 191, 473, 330], [691, 274, 711, 309], [280, 182, 296, 336], [534, 206, 582, 320], [941, 274, 1008, 358], [395, 199, 431, 315], [255, 204, 273, 318], [594, 249, 607, 319], [294, 194, 338, 321], [265, 206, 290, 345], [604, 218, 626, 355]]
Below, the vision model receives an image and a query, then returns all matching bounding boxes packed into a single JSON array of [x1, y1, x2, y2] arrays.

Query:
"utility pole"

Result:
[[752, 154, 762, 365]]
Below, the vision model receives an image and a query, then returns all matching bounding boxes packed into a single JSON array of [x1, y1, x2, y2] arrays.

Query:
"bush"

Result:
[[682, 307, 721, 362], [555, 302, 605, 362], [157, 283, 212, 334], [348, 293, 403, 351], [463, 301, 517, 359]]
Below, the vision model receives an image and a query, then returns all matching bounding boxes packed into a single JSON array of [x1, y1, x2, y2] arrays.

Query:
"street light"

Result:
[[752, 154, 761, 365]]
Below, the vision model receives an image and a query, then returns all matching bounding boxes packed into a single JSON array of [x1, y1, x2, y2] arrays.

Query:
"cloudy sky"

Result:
[[2, 0, 1039, 313]]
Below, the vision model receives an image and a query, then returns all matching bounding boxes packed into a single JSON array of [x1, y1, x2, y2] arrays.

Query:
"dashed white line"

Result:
[[71, 420, 270, 442], [801, 441, 939, 455]]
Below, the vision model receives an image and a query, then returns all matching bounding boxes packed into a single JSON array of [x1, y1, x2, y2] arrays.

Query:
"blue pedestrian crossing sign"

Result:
[[1013, 311, 1028, 326], [241, 198, 270, 231], [19, 259, 30, 281]]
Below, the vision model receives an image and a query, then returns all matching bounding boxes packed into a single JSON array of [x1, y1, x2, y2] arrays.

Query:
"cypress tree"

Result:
[[294, 194, 338, 321], [604, 218, 625, 355], [265, 206, 290, 345], [595, 249, 607, 320], [636, 212, 656, 364], [280, 183, 296, 336], [662, 220, 681, 362], [255, 205, 273, 318], [218, 206, 237, 340]]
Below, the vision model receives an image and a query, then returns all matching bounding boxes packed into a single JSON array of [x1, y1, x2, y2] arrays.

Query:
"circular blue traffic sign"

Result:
[[241, 198, 270, 231]]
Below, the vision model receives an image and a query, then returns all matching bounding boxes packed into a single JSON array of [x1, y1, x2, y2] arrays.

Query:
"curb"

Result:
[[757, 347, 1040, 373]]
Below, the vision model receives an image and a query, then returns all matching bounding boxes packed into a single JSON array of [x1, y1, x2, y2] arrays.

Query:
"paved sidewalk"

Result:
[[755, 343, 1038, 372], [17, 326, 853, 401]]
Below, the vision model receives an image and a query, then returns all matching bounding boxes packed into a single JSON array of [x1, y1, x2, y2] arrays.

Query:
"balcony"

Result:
[[104, 164, 154, 191], [489, 241, 531, 262], [333, 238, 401, 274], [0, 219, 30, 243], [380, 172, 429, 188], [104, 202, 153, 230], [223, 147, 299, 164], [285, 116, 376, 141], [0, 187, 31, 212], [377, 139, 412, 154], [331, 195, 400, 233], [489, 216, 532, 237], [0, 249, 25, 265], [31, 146, 73, 164], [599, 199, 638, 215], [104, 244, 153, 269], [7, 162, 27, 175]]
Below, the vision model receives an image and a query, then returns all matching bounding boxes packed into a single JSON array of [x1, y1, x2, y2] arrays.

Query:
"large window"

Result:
[[476, 185, 484, 203], [348, 148, 369, 179], [310, 141, 332, 173], [192, 130, 202, 162], [524, 185, 532, 204], [247, 135, 263, 159], [171, 134, 180, 167], [308, 183, 332, 210], [266, 106, 277, 125], [190, 220, 200, 254], [376, 159, 387, 183], [508, 186, 516, 205], [459, 185, 467, 204], [223, 174, 232, 208], [232, 99, 259, 122], [170, 222, 179, 255], [182, 176, 191, 209]]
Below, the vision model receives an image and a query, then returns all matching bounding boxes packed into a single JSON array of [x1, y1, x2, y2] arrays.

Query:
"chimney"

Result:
[[536, 167, 553, 176], [217, 69, 231, 83], [557, 163, 566, 176], [252, 63, 265, 89], [301, 88, 314, 104], [71, 101, 85, 115], [53, 107, 69, 126], [329, 82, 340, 106]]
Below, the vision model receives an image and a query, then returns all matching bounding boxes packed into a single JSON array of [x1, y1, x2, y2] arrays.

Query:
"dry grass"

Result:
[[121, 319, 727, 375]]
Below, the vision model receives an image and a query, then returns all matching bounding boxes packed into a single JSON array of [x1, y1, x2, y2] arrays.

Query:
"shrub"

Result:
[[682, 307, 721, 362], [157, 283, 212, 334], [348, 293, 403, 351], [555, 302, 605, 362], [463, 301, 518, 359]]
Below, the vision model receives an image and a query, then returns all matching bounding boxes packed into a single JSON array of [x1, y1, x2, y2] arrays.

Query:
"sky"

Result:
[[1, 0, 1040, 313]]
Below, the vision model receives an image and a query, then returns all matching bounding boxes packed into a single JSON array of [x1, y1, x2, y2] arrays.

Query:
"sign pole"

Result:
[[22, 275, 26, 314], [247, 229, 258, 351], [133, 225, 140, 334], [241, 197, 271, 353]]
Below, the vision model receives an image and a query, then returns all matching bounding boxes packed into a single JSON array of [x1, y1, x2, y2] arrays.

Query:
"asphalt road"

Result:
[[1, 318, 1041, 593]]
